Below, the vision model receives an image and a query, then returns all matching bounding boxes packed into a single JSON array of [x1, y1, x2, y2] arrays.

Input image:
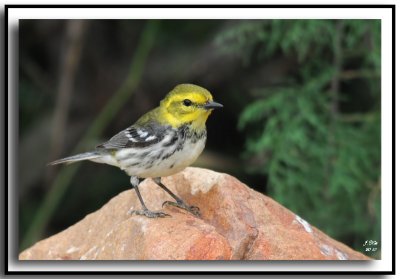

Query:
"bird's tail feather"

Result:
[[48, 151, 102, 166]]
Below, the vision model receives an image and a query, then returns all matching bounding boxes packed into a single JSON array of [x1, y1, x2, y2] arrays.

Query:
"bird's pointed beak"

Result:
[[204, 101, 223, 110]]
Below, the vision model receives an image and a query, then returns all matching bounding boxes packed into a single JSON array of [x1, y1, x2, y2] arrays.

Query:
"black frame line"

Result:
[[5, 4, 395, 275]]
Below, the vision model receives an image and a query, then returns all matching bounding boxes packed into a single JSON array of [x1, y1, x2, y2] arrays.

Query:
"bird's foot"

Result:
[[129, 208, 171, 218], [162, 200, 201, 217]]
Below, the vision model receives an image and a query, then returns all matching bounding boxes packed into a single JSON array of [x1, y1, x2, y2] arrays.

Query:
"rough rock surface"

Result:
[[20, 167, 370, 260]]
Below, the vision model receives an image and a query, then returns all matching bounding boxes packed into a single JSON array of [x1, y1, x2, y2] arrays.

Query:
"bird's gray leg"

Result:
[[153, 177, 200, 217], [129, 176, 170, 218]]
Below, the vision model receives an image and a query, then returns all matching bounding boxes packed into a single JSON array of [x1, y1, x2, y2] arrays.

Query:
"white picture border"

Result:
[[6, 4, 394, 273]]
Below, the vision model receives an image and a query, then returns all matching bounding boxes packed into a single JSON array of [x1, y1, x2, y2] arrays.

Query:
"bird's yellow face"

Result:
[[160, 84, 223, 130]]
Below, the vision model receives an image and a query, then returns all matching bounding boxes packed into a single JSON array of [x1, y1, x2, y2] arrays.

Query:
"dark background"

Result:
[[19, 19, 381, 258]]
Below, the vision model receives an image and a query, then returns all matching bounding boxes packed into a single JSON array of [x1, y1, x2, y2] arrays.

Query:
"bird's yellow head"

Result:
[[159, 84, 223, 130]]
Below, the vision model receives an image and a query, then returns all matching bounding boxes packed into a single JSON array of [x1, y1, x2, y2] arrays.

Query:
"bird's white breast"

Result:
[[113, 130, 206, 178]]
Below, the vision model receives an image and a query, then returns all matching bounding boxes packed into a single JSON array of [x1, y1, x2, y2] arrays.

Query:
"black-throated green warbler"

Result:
[[50, 84, 223, 218]]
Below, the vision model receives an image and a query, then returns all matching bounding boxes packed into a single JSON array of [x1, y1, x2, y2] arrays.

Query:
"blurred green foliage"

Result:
[[216, 20, 381, 256]]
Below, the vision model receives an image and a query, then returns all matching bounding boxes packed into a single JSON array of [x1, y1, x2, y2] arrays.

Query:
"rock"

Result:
[[19, 167, 370, 260]]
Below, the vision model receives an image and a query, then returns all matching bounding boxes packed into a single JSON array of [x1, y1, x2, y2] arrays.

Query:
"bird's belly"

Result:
[[117, 137, 206, 178]]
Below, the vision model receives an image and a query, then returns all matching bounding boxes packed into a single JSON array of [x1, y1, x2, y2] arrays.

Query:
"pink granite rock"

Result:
[[19, 167, 370, 260]]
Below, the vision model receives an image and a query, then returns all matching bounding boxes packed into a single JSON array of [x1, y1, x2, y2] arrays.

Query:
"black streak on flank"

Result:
[[126, 162, 140, 168], [140, 151, 150, 159], [163, 134, 178, 147], [161, 151, 175, 161], [157, 152, 164, 161], [145, 163, 154, 169], [169, 163, 175, 169], [175, 139, 184, 152]]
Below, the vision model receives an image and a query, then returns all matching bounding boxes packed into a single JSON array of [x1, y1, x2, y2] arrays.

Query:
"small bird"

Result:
[[50, 84, 223, 218]]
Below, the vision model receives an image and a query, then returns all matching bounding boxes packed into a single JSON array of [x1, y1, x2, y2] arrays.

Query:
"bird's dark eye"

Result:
[[183, 99, 192, 106]]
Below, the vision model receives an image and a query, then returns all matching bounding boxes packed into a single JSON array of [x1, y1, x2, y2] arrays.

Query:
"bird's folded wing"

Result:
[[96, 122, 169, 149]]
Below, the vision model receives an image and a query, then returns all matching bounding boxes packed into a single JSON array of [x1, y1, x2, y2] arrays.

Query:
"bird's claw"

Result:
[[162, 200, 201, 217], [129, 208, 171, 218]]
